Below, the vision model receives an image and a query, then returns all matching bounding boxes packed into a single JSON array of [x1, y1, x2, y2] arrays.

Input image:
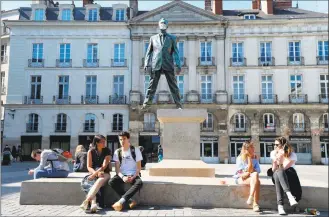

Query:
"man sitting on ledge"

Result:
[[108, 131, 143, 211], [29, 149, 70, 179]]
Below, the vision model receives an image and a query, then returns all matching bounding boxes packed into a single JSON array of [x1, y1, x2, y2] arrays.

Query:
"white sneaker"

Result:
[[278, 205, 286, 215], [246, 196, 254, 205], [287, 194, 298, 207]]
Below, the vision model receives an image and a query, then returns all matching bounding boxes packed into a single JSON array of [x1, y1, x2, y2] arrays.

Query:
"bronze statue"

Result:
[[142, 18, 182, 110]]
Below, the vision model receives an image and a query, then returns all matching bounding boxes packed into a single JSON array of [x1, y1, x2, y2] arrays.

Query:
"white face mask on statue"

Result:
[[159, 23, 168, 30]]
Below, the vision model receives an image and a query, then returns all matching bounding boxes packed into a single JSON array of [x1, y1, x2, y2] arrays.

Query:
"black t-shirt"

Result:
[[90, 148, 112, 173]]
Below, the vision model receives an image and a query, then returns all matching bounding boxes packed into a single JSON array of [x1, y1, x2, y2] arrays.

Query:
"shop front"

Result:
[[49, 136, 70, 151], [289, 136, 312, 165], [21, 136, 42, 161], [139, 135, 160, 163], [107, 135, 120, 155], [200, 136, 219, 164], [259, 136, 277, 164], [320, 136, 329, 165], [229, 136, 251, 163]]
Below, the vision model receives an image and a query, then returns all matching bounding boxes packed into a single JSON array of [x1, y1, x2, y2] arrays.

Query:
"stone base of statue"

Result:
[[149, 109, 215, 177]]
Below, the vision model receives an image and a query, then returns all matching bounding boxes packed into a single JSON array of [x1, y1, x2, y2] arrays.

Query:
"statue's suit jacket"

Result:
[[144, 33, 181, 72]]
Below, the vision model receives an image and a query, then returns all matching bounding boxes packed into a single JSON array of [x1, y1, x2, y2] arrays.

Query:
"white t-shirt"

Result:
[[270, 150, 297, 168], [113, 147, 143, 176]]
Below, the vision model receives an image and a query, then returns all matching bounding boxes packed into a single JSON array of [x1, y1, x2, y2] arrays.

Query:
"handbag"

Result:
[[267, 167, 274, 177]]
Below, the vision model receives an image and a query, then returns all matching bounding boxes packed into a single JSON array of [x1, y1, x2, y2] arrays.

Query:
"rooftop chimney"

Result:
[[252, 0, 261, 9], [261, 0, 274, 14], [212, 0, 223, 15], [274, 0, 292, 9], [129, 0, 138, 18], [205, 0, 212, 12]]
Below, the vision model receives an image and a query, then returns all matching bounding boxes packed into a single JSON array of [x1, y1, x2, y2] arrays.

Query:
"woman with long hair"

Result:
[[233, 141, 261, 212], [270, 137, 299, 215], [73, 145, 88, 172], [80, 135, 112, 213]]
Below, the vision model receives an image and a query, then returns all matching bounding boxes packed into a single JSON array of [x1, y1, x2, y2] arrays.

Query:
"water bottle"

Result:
[[305, 208, 320, 216]]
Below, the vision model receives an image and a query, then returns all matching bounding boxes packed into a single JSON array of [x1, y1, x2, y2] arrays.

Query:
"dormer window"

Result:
[[62, 9, 71, 21], [88, 9, 98, 21], [244, 14, 256, 20], [34, 9, 45, 21], [115, 9, 125, 21]]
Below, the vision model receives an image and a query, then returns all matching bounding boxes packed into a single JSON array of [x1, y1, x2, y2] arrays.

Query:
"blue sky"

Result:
[[2, 1, 328, 13]]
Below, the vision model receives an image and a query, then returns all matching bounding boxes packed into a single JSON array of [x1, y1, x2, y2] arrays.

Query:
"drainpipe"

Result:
[[128, 22, 132, 132]]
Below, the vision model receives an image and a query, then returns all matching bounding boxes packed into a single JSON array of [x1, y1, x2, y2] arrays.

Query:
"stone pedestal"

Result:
[[149, 109, 215, 177]]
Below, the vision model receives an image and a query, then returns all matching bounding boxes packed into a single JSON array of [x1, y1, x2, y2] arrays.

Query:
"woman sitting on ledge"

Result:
[[233, 141, 261, 212], [73, 145, 88, 172]]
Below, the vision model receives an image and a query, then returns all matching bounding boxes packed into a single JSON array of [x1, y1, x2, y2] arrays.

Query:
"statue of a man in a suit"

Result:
[[142, 18, 182, 110]]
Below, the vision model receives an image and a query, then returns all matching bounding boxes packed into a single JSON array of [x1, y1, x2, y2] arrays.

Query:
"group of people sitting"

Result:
[[27, 132, 301, 215], [233, 137, 302, 215]]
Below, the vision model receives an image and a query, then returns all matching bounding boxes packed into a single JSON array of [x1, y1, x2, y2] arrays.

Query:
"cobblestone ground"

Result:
[[1, 162, 328, 216]]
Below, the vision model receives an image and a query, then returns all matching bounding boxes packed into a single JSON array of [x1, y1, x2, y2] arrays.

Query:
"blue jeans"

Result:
[[34, 168, 69, 179]]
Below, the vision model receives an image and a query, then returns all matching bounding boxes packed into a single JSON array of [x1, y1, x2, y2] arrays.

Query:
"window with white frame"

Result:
[[293, 113, 305, 131], [115, 9, 125, 21], [288, 41, 301, 62], [144, 75, 150, 95], [234, 113, 246, 131], [200, 42, 212, 64], [34, 9, 44, 21], [263, 113, 275, 130], [244, 14, 256, 20], [112, 114, 123, 131], [176, 75, 184, 101], [56, 113, 67, 132], [87, 44, 98, 63], [202, 113, 213, 130], [27, 113, 39, 132], [233, 75, 245, 101], [1, 44, 7, 62], [201, 75, 212, 102], [144, 113, 156, 130], [260, 42, 272, 63], [88, 9, 98, 21], [320, 75, 329, 99], [84, 113, 96, 132], [59, 43, 71, 63], [261, 75, 273, 101], [85, 76, 97, 99], [232, 42, 244, 64], [114, 43, 125, 65], [323, 113, 329, 130], [32, 43, 43, 62], [318, 41, 328, 61], [62, 9, 71, 21], [30, 76, 42, 100], [58, 76, 69, 100], [290, 75, 302, 95], [113, 75, 124, 96]]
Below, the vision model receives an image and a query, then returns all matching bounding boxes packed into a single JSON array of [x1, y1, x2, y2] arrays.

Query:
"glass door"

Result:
[[321, 143, 328, 165], [230, 142, 243, 164], [200, 142, 219, 164], [260, 142, 274, 164]]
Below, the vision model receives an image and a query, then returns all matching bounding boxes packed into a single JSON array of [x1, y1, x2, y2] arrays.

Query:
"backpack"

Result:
[[52, 148, 73, 162], [117, 145, 141, 177]]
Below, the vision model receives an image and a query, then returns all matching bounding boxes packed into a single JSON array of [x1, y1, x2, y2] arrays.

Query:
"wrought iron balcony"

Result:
[[198, 57, 215, 66], [230, 58, 247, 67], [81, 95, 99, 104], [262, 123, 276, 132], [287, 56, 304, 66], [258, 57, 275, 66], [28, 59, 44, 68], [53, 95, 71, 104], [23, 96, 43, 104], [259, 94, 278, 104], [231, 94, 248, 104], [109, 95, 126, 104], [319, 94, 329, 104], [55, 123, 67, 132], [112, 122, 123, 132], [111, 59, 127, 67], [143, 122, 156, 132], [293, 123, 306, 132], [26, 123, 38, 133], [1, 56, 8, 64], [56, 59, 72, 68], [83, 123, 95, 132], [83, 59, 99, 68], [289, 94, 308, 104], [317, 56, 328, 65]]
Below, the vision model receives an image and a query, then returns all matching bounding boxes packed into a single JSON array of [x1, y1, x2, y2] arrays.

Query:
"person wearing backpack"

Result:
[[29, 149, 70, 179], [158, 144, 163, 162], [109, 131, 143, 212]]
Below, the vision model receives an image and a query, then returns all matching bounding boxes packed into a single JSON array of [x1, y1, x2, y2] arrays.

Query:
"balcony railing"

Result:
[[143, 122, 156, 132], [1, 56, 8, 64], [23, 96, 43, 104], [184, 93, 200, 104], [26, 123, 38, 133], [200, 94, 214, 104], [231, 94, 248, 104], [83, 59, 99, 68], [259, 94, 278, 104], [232, 123, 247, 132], [293, 123, 306, 132], [109, 95, 126, 104], [53, 95, 71, 104], [83, 123, 95, 132], [289, 94, 308, 104], [258, 57, 275, 66], [198, 57, 215, 66], [287, 56, 304, 66], [263, 123, 276, 132], [28, 59, 44, 68], [112, 123, 123, 132], [55, 123, 67, 132], [230, 58, 247, 67], [319, 94, 329, 104], [111, 59, 127, 67], [82, 95, 99, 104], [56, 59, 72, 68], [317, 56, 328, 65]]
